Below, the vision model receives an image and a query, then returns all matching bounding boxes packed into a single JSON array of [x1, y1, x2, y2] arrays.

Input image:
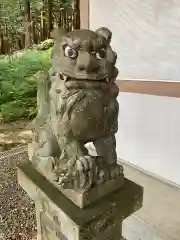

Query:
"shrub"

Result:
[[0, 47, 52, 122], [37, 39, 54, 51]]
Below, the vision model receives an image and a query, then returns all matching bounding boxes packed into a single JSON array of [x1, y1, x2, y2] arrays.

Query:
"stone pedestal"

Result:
[[18, 161, 143, 240]]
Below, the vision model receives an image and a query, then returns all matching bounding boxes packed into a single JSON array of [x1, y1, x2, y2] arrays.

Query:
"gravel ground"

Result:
[[0, 147, 36, 240]]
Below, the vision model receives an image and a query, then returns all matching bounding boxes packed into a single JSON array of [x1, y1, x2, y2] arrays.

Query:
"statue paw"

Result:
[[97, 164, 123, 184], [52, 156, 124, 190], [54, 155, 95, 190], [56, 171, 75, 188], [109, 164, 124, 179]]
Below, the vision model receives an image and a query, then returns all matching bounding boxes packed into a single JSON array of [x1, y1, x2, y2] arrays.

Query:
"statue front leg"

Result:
[[53, 135, 96, 190], [93, 135, 123, 180], [93, 135, 117, 165]]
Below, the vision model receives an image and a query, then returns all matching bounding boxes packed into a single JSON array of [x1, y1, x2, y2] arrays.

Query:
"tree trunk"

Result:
[[73, 0, 80, 29], [31, 21, 38, 44], [20, 33, 25, 49], [24, 0, 31, 48], [0, 24, 3, 54], [4, 24, 9, 53], [47, 0, 53, 38], [40, 1, 46, 41]]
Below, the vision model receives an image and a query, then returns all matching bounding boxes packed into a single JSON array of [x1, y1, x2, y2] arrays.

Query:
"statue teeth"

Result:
[[106, 77, 109, 83], [58, 72, 68, 81], [63, 75, 68, 81], [58, 72, 64, 80]]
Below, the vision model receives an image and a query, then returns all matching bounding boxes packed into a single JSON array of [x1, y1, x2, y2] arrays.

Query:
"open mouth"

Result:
[[57, 72, 110, 84]]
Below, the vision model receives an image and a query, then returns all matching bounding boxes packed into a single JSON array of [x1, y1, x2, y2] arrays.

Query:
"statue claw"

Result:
[[53, 155, 95, 189]]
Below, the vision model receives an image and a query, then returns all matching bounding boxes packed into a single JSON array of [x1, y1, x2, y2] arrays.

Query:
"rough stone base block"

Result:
[[54, 173, 124, 209], [18, 161, 143, 240]]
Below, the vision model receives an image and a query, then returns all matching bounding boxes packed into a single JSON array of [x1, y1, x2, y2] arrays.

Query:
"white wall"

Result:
[[116, 93, 180, 186], [90, 0, 180, 81], [90, 0, 180, 185]]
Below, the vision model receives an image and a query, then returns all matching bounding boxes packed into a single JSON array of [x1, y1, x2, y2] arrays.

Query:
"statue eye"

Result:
[[64, 45, 78, 59], [93, 48, 106, 60]]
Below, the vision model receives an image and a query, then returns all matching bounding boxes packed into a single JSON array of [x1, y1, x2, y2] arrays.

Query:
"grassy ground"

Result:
[[0, 47, 52, 122]]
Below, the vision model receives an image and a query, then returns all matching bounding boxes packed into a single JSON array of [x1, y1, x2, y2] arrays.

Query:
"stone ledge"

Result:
[[17, 161, 143, 227]]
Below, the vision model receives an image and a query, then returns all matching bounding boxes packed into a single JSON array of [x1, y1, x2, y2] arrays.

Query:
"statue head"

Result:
[[51, 27, 118, 89]]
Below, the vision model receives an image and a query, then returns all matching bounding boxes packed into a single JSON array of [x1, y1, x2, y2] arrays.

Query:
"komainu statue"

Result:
[[31, 27, 124, 199]]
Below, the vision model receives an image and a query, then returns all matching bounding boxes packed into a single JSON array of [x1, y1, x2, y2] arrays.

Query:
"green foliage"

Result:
[[0, 0, 74, 52], [37, 39, 54, 50], [0, 48, 52, 122]]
